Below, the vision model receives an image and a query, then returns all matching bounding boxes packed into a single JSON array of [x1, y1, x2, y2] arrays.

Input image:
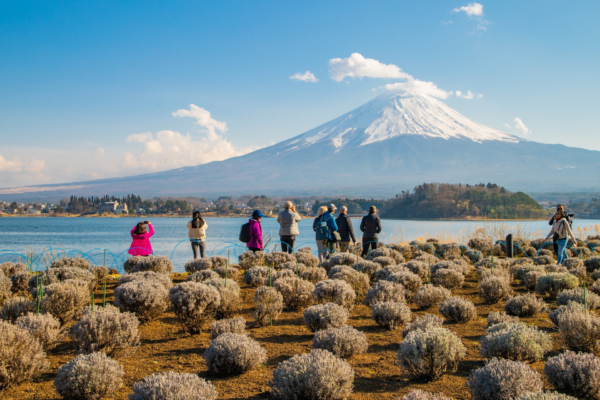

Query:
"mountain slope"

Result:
[[3, 90, 599, 200]]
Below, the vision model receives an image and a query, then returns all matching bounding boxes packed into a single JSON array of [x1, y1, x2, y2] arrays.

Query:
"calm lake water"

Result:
[[0, 217, 598, 272]]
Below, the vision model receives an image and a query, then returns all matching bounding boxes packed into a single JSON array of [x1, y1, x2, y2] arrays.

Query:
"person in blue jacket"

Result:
[[321, 204, 339, 259]]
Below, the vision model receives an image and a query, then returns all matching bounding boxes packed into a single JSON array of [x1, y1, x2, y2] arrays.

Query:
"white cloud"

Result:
[[504, 123, 511, 128], [0, 155, 45, 173], [383, 80, 453, 99], [95, 148, 105, 158], [453, 3, 484, 16], [172, 104, 227, 135], [442, 20, 453, 25], [514, 117, 532, 136], [290, 71, 318, 83], [456, 90, 483, 99], [329, 53, 413, 82]]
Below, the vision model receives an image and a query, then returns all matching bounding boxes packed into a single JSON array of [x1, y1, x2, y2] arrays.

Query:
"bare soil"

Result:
[[3, 269, 568, 400]]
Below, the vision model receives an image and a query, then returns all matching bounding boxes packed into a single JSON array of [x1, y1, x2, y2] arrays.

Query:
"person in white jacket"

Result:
[[187, 211, 208, 259], [545, 208, 577, 265], [277, 201, 302, 254]]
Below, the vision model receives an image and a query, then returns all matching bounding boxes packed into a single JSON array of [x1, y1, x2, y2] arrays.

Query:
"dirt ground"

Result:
[[3, 267, 570, 400]]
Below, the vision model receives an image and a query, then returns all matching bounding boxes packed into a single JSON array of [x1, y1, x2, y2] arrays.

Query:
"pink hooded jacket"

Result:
[[128, 223, 154, 256], [247, 219, 263, 250]]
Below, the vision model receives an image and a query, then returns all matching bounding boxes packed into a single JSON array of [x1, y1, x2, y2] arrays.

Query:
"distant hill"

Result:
[[380, 183, 547, 220]]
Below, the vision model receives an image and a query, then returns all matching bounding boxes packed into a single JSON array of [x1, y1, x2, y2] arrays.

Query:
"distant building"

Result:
[[99, 201, 118, 212], [27, 209, 41, 214], [115, 203, 128, 214]]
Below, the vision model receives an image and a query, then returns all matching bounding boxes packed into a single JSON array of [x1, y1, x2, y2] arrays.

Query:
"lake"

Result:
[[0, 216, 598, 272]]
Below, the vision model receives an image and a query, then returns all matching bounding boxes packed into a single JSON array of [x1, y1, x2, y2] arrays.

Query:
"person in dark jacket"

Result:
[[548, 204, 572, 255], [335, 206, 356, 253], [360, 205, 382, 256], [313, 206, 328, 262], [322, 204, 339, 259]]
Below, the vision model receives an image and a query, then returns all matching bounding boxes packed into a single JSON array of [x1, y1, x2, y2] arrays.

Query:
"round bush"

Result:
[[584, 257, 600, 273], [89, 266, 109, 284], [438, 296, 477, 323], [29, 267, 95, 293], [400, 391, 452, 400], [187, 270, 219, 283], [364, 280, 405, 306], [0, 261, 26, 277], [523, 270, 545, 290], [113, 280, 169, 323], [123, 256, 146, 273], [295, 251, 319, 268], [534, 255, 556, 265], [253, 286, 284, 327], [304, 303, 349, 332], [203, 332, 267, 374], [130, 255, 173, 275], [50, 257, 91, 270], [331, 268, 369, 301], [536, 273, 579, 299], [544, 350, 600, 400], [372, 301, 412, 330], [300, 267, 328, 283], [269, 349, 354, 400], [215, 265, 239, 280], [238, 251, 265, 269], [558, 307, 600, 352], [433, 269, 464, 290], [41, 281, 91, 324], [414, 285, 451, 309], [557, 287, 600, 309], [387, 271, 422, 295], [54, 352, 124, 400], [514, 264, 543, 281], [129, 371, 218, 400], [184, 258, 214, 273], [481, 266, 511, 282], [169, 282, 220, 333], [119, 270, 173, 290], [480, 322, 552, 362], [549, 301, 586, 327], [0, 296, 34, 322], [354, 259, 381, 281], [0, 274, 11, 304], [312, 279, 356, 311], [402, 314, 443, 338], [202, 278, 240, 320], [274, 277, 314, 310], [366, 247, 404, 264], [243, 266, 269, 287], [505, 294, 546, 317], [516, 392, 577, 400], [15, 312, 61, 350], [467, 358, 543, 400], [479, 276, 511, 303], [372, 256, 395, 268], [0, 321, 49, 390], [375, 264, 409, 281], [313, 325, 368, 358], [487, 311, 519, 328], [264, 252, 296, 269], [210, 316, 246, 340], [397, 327, 466, 381], [10, 271, 33, 295], [404, 261, 429, 280], [279, 262, 307, 276], [71, 304, 140, 356]]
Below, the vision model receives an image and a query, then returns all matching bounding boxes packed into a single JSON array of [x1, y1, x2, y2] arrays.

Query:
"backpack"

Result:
[[557, 218, 568, 238], [239, 222, 251, 243], [315, 215, 330, 241]]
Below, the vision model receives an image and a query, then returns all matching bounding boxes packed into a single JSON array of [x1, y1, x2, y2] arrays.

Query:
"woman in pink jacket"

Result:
[[128, 221, 154, 256], [247, 210, 266, 253]]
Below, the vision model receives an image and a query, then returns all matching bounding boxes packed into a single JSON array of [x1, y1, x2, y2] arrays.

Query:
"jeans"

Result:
[[191, 240, 205, 259], [362, 237, 378, 257], [280, 236, 295, 253], [316, 240, 327, 262], [555, 238, 568, 264]]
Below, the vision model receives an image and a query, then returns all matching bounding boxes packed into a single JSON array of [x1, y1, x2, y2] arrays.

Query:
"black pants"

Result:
[[362, 237, 378, 257], [280, 236, 295, 253], [191, 240, 205, 259], [248, 246, 261, 253]]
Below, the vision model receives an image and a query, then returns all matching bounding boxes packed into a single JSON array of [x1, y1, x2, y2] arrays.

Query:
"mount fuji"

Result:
[[5, 89, 600, 199]]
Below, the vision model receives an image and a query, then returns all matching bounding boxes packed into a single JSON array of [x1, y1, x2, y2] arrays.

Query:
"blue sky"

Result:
[[1, 1, 599, 187]]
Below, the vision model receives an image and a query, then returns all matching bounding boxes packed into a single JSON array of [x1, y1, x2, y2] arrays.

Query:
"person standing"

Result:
[[320, 204, 339, 258], [548, 204, 571, 256], [277, 201, 302, 253], [545, 208, 577, 265], [360, 206, 382, 256], [187, 211, 207, 259], [128, 221, 154, 256], [336, 206, 357, 253], [248, 210, 266, 253], [313, 206, 328, 262]]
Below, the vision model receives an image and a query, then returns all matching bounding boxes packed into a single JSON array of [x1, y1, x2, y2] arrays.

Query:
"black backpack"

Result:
[[239, 222, 251, 243]]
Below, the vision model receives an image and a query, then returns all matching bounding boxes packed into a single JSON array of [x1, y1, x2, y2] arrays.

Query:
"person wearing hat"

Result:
[[322, 204, 339, 258], [336, 206, 357, 253], [277, 201, 302, 253], [360, 205, 382, 256], [313, 205, 328, 262], [248, 210, 266, 253]]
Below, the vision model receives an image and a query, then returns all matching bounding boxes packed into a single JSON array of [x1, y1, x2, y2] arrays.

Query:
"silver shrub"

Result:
[[89, 266, 109, 284], [0, 321, 49, 390], [71, 304, 140, 356], [536, 273, 579, 299], [264, 252, 296, 269], [321, 253, 359, 272], [402, 314, 443, 338], [481, 266, 511, 282], [364, 280, 405, 306], [204, 278, 241, 319], [300, 267, 328, 283], [534, 255, 556, 265], [269, 349, 354, 400], [557, 287, 600, 309], [119, 270, 173, 290], [54, 352, 124, 400], [517, 392, 577, 400], [480, 321, 552, 361], [243, 266, 270, 287], [558, 307, 600, 352], [41, 281, 91, 324], [29, 267, 95, 293], [15, 312, 61, 350], [387, 271, 422, 295], [592, 280, 600, 296], [123, 256, 146, 273], [238, 250, 265, 269], [372, 256, 396, 268], [487, 311, 519, 328], [50, 257, 91, 270], [438, 296, 477, 323], [544, 350, 600, 400], [313, 279, 356, 311], [169, 282, 220, 333], [354, 259, 381, 281], [209, 256, 228, 269], [0, 296, 34, 322], [479, 276, 511, 303], [0, 274, 11, 304], [215, 265, 239, 279], [397, 327, 466, 380], [514, 264, 543, 281], [405, 261, 430, 280], [549, 301, 586, 327], [523, 270, 545, 290], [545, 265, 569, 274], [114, 280, 169, 323], [505, 294, 546, 317], [569, 266, 587, 282], [274, 269, 296, 281], [295, 251, 319, 268], [203, 332, 267, 374], [433, 269, 464, 290], [0, 261, 26, 277], [414, 253, 439, 265], [372, 301, 412, 330], [331, 268, 369, 301], [186, 270, 219, 283], [274, 277, 314, 310], [366, 247, 405, 264], [279, 261, 308, 276], [328, 265, 354, 278], [400, 390, 452, 400], [184, 258, 214, 273], [210, 316, 246, 340], [253, 286, 283, 327], [132, 255, 173, 275], [129, 371, 218, 400], [10, 271, 33, 296], [467, 358, 543, 400], [313, 325, 368, 359], [304, 303, 349, 332], [584, 257, 600, 273], [413, 284, 451, 309], [593, 269, 600, 281], [375, 264, 410, 281]]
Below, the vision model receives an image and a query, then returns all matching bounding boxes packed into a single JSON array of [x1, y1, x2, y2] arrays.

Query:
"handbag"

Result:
[[331, 230, 342, 243]]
